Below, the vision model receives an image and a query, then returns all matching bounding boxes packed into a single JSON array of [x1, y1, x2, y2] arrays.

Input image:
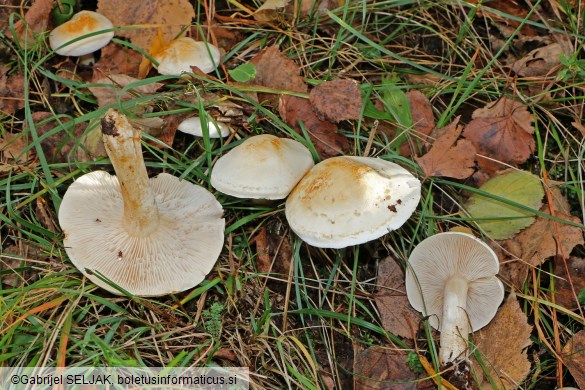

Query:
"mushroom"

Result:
[[153, 37, 221, 75], [49, 11, 114, 56], [404, 232, 505, 379], [285, 156, 421, 248], [58, 109, 225, 296], [178, 116, 231, 138], [210, 134, 314, 200]]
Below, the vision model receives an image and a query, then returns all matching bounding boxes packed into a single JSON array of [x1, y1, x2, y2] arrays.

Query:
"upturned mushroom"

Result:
[[58, 109, 225, 296], [49, 11, 114, 56], [404, 232, 505, 382], [285, 156, 421, 248], [210, 134, 314, 200], [153, 37, 221, 75]]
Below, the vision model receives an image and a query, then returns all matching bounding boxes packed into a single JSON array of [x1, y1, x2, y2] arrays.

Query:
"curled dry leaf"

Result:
[[499, 205, 584, 290], [562, 330, 585, 389], [97, 0, 195, 52], [472, 293, 532, 389], [279, 95, 349, 158], [354, 346, 426, 389], [463, 97, 535, 174], [415, 117, 476, 179], [374, 256, 421, 339], [511, 42, 572, 77], [309, 79, 362, 123], [250, 45, 308, 107]]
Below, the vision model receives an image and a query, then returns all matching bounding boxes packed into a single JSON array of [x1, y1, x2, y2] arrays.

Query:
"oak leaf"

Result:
[[309, 79, 362, 123], [472, 293, 532, 389], [374, 256, 421, 339], [463, 97, 535, 174], [415, 117, 476, 179], [97, 0, 195, 52]]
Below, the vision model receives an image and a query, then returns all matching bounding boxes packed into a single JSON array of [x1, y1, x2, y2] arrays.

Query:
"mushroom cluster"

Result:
[[405, 232, 505, 385], [58, 109, 225, 296]]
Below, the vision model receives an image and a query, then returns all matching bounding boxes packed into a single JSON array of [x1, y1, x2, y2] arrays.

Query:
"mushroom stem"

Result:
[[101, 109, 160, 236], [440, 275, 471, 365]]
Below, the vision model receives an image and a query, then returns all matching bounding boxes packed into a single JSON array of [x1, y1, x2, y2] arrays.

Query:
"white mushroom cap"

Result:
[[211, 134, 314, 200], [285, 156, 421, 248], [404, 232, 505, 332], [153, 37, 221, 75], [58, 109, 225, 296], [49, 11, 114, 56], [178, 117, 231, 138]]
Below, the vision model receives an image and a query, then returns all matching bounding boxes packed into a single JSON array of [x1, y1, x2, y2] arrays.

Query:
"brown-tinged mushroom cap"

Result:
[[49, 11, 114, 56], [210, 134, 314, 200], [285, 156, 421, 248], [153, 37, 221, 75], [58, 110, 224, 296]]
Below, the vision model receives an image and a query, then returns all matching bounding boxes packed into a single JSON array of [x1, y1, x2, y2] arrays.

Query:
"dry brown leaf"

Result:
[[562, 330, 585, 389], [279, 95, 348, 158], [309, 79, 362, 123], [553, 256, 585, 311], [253, 225, 292, 294], [415, 118, 476, 179], [27, 111, 81, 163], [250, 45, 308, 107], [511, 42, 571, 77], [463, 97, 535, 174], [354, 346, 425, 389], [499, 205, 584, 291], [0, 133, 32, 164], [374, 256, 421, 339], [6, 0, 53, 44], [472, 293, 532, 389], [97, 0, 195, 52], [92, 42, 143, 80], [89, 74, 163, 108], [0, 66, 25, 115], [399, 90, 435, 157]]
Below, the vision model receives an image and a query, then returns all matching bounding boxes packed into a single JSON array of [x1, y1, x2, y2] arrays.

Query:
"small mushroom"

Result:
[[178, 116, 230, 138], [285, 156, 421, 248], [58, 109, 225, 296], [153, 37, 221, 75], [404, 232, 505, 381], [49, 11, 114, 56], [210, 134, 314, 200]]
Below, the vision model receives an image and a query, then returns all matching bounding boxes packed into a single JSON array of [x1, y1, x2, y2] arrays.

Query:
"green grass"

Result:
[[1, 0, 585, 388]]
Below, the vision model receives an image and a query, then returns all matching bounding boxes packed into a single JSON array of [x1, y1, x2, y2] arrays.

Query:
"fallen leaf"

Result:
[[464, 170, 544, 240], [400, 90, 435, 157], [309, 79, 362, 123], [88, 74, 163, 108], [374, 256, 421, 339], [279, 95, 349, 158], [511, 42, 571, 77], [6, 0, 53, 45], [0, 66, 25, 115], [0, 133, 32, 164], [254, 0, 290, 22], [463, 97, 535, 174], [472, 293, 532, 389], [97, 0, 195, 52], [92, 42, 143, 80], [27, 111, 83, 164], [415, 117, 476, 179], [499, 205, 584, 290], [354, 346, 427, 389], [554, 256, 585, 311], [250, 45, 308, 107], [562, 330, 585, 389]]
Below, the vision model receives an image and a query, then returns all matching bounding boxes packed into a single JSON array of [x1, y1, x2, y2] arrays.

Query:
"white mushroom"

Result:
[[210, 134, 314, 200], [153, 37, 221, 75], [178, 116, 231, 138], [58, 109, 225, 296], [285, 156, 421, 248], [49, 11, 114, 56], [404, 232, 504, 375]]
